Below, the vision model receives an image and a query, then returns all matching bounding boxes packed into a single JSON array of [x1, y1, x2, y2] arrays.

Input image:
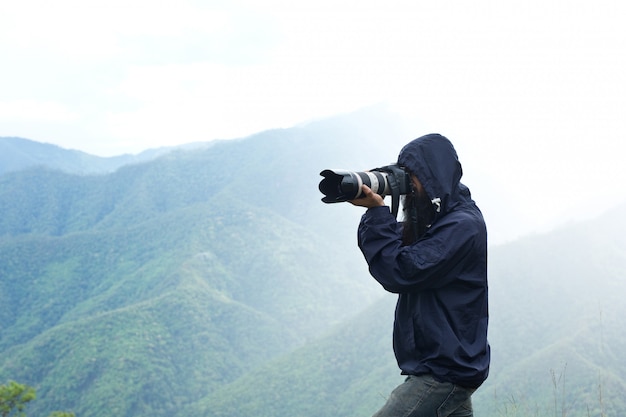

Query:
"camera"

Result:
[[319, 164, 411, 204]]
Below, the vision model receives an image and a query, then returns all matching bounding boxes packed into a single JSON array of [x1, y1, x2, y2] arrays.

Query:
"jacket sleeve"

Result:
[[357, 206, 478, 293]]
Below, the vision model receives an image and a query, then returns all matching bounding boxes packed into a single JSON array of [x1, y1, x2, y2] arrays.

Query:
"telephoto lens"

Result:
[[318, 169, 392, 203]]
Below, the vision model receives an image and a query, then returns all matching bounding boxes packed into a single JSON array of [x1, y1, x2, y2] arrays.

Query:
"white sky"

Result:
[[1, 0, 626, 236]]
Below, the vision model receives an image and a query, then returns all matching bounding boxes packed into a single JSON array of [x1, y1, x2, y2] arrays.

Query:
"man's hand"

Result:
[[349, 184, 386, 208]]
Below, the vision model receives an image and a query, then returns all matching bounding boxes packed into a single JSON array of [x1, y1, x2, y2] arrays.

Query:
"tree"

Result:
[[0, 381, 74, 417], [0, 381, 34, 417]]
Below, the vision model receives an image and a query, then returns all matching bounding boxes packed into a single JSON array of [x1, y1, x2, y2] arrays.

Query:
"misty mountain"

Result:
[[188, 201, 626, 417], [1, 107, 625, 417], [1, 108, 536, 246], [0, 136, 195, 176], [0, 107, 412, 416]]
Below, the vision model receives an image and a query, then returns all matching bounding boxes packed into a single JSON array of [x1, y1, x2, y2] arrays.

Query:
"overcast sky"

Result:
[[1, 0, 625, 234]]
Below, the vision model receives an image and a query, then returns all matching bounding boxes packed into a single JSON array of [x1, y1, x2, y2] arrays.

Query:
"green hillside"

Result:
[[0, 195, 378, 416], [185, 295, 402, 417], [0, 136, 181, 176], [187, 202, 626, 417], [476, 204, 626, 416], [0, 109, 413, 416], [1, 111, 625, 416]]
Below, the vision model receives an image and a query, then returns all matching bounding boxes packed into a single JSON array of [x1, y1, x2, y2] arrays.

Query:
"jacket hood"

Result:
[[397, 134, 465, 216]]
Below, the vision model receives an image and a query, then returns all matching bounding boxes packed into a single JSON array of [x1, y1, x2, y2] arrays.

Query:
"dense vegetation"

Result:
[[1, 111, 625, 416], [181, 203, 626, 417], [0, 136, 181, 176], [0, 381, 73, 417]]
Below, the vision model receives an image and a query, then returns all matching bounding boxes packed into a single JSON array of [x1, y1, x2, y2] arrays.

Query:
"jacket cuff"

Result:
[[365, 205, 392, 219]]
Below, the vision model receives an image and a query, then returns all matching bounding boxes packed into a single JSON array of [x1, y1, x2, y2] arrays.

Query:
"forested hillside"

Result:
[[479, 204, 626, 416], [1, 109, 625, 416], [0, 109, 410, 416], [188, 202, 626, 417], [0, 136, 185, 176]]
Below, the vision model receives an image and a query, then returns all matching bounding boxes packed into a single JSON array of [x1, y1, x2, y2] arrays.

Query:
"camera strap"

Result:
[[387, 173, 401, 219]]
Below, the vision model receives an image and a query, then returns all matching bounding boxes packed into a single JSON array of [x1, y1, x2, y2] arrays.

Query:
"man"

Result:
[[350, 134, 490, 417]]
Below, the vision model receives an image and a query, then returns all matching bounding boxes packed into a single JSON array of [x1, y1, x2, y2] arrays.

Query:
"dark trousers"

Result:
[[372, 375, 475, 417]]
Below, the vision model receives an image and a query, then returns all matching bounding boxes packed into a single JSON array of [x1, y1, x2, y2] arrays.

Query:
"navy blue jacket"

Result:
[[358, 134, 490, 388]]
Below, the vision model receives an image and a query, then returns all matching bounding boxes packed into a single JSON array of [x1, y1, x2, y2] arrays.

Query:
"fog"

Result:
[[2, 1, 625, 243]]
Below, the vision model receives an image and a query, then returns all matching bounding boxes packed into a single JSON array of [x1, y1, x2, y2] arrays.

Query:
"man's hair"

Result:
[[401, 189, 435, 246]]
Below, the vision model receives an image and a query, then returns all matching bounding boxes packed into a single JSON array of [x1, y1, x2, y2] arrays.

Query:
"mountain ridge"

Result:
[[0, 136, 198, 176], [187, 199, 626, 417], [1, 109, 625, 416]]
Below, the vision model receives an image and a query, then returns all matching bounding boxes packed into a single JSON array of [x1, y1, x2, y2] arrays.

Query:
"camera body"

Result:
[[319, 164, 411, 204]]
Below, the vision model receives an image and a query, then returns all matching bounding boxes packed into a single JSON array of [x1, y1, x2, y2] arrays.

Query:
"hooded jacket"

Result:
[[357, 134, 490, 388]]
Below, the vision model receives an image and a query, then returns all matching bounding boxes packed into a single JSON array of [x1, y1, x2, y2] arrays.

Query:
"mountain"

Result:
[[477, 201, 626, 416], [1, 107, 625, 416], [186, 201, 626, 417], [0, 107, 413, 416], [0, 136, 194, 176]]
